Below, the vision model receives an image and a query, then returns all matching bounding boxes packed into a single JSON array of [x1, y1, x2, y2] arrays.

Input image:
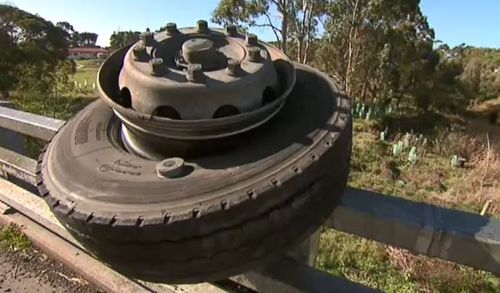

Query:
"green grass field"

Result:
[[71, 59, 100, 96]]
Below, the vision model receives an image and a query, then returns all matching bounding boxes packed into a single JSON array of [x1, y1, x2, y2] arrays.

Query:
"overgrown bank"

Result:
[[317, 117, 499, 292]]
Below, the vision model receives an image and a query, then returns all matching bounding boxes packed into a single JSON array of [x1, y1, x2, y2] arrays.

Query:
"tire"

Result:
[[37, 63, 352, 283]]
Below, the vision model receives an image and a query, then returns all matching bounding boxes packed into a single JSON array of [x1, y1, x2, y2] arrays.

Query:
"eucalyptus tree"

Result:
[[212, 0, 328, 61]]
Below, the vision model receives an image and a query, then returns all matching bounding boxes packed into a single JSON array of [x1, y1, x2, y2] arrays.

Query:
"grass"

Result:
[[316, 118, 500, 292], [318, 230, 498, 292], [71, 59, 100, 98], [72, 59, 100, 85], [0, 225, 31, 252]]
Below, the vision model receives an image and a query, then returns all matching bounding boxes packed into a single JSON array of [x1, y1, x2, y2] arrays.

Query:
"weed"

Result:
[[0, 225, 31, 252], [318, 230, 419, 292]]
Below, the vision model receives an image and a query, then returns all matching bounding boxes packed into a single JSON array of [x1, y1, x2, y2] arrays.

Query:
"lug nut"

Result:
[[186, 63, 205, 82], [226, 59, 241, 76], [246, 34, 258, 46], [225, 24, 238, 37], [150, 58, 165, 76], [156, 158, 185, 178], [165, 22, 178, 35], [132, 44, 147, 60], [197, 20, 209, 33], [140, 31, 154, 46], [248, 47, 262, 62]]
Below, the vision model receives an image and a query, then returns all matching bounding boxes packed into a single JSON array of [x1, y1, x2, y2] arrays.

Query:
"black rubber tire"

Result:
[[37, 63, 352, 283]]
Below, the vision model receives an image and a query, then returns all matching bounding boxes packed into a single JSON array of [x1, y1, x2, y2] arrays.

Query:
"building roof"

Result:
[[69, 47, 108, 54]]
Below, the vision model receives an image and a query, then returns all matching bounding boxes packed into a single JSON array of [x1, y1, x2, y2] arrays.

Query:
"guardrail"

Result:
[[0, 104, 498, 292]]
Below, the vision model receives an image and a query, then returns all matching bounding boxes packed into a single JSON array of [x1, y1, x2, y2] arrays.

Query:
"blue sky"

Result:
[[4, 0, 500, 48]]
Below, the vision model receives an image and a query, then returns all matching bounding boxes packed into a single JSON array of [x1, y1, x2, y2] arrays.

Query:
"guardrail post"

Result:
[[288, 229, 321, 266], [0, 101, 32, 191], [230, 229, 327, 293], [0, 101, 26, 155]]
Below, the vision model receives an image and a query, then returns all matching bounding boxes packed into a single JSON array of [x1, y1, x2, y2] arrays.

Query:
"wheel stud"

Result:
[[248, 47, 262, 62], [197, 20, 209, 33], [150, 58, 166, 76], [132, 44, 147, 60], [246, 34, 258, 46], [226, 59, 241, 76], [156, 158, 186, 178], [225, 25, 238, 37], [141, 31, 154, 46], [186, 63, 205, 82], [166, 23, 178, 35]]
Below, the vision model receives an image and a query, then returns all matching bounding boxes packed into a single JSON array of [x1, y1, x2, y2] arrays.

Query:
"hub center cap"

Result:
[[182, 38, 219, 68]]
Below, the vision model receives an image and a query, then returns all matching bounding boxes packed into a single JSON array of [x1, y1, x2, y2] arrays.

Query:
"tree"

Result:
[[56, 21, 79, 47], [212, 0, 327, 60], [57, 22, 101, 48], [109, 31, 141, 51], [77, 32, 98, 47], [0, 25, 19, 97], [315, 0, 441, 111], [212, 0, 287, 52], [0, 4, 68, 96], [460, 47, 500, 103], [288, 0, 329, 63]]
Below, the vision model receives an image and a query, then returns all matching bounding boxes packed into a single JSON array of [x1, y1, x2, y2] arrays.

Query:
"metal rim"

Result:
[[97, 27, 296, 143]]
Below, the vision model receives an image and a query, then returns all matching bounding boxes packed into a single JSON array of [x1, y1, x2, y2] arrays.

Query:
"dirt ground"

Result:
[[0, 249, 100, 293]]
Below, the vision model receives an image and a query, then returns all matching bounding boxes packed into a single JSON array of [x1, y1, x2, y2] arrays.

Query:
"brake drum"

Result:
[[37, 22, 352, 283]]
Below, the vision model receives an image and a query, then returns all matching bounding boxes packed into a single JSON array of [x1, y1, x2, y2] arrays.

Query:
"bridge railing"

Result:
[[0, 104, 498, 292]]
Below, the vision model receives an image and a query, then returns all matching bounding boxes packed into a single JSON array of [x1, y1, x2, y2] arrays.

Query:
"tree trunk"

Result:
[[302, 0, 316, 64], [345, 0, 360, 96], [281, 14, 288, 54], [279, 0, 289, 55]]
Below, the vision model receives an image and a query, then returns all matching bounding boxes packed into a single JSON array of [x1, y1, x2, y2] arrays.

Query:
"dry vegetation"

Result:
[[318, 117, 500, 292], [437, 141, 499, 214]]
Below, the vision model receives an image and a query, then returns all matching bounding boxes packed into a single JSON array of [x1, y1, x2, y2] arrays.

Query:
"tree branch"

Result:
[[260, 11, 282, 45]]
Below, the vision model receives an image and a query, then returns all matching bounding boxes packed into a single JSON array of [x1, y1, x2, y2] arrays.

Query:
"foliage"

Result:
[[212, 0, 499, 114], [212, 0, 328, 62], [77, 32, 98, 47], [56, 22, 99, 48], [0, 4, 68, 95], [460, 47, 500, 103], [0, 4, 89, 119], [315, 0, 440, 111], [0, 225, 31, 252], [109, 30, 141, 51]]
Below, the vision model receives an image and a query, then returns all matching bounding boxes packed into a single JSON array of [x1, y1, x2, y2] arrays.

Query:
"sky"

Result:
[[3, 0, 500, 48]]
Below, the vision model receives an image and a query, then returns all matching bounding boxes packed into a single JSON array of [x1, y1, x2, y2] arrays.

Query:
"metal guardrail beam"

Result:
[[328, 188, 500, 275], [0, 145, 37, 185], [232, 257, 378, 293], [0, 106, 63, 140]]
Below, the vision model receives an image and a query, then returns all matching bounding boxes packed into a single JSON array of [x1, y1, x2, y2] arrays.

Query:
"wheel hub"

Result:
[[99, 24, 295, 159]]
